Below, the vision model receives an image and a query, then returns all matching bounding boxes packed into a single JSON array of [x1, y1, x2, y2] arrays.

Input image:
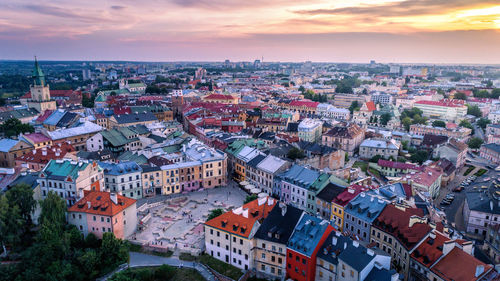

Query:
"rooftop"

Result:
[[68, 191, 136, 216]]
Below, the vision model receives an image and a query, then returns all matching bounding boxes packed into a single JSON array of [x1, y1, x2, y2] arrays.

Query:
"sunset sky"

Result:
[[0, 0, 499, 63]]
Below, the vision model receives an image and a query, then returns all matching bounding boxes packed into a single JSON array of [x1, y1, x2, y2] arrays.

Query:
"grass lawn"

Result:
[[110, 266, 205, 281], [198, 254, 243, 280], [463, 165, 475, 176], [353, 161, 368, 172], [368, 167, 381, 178], [475, 168, 488, 177]]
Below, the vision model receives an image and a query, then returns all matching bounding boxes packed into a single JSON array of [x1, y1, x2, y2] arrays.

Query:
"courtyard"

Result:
[[132, 185, 247, 255]]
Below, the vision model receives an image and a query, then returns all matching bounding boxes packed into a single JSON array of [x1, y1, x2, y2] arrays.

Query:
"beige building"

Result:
[[26, 58, 57, 112], [322, 123, 365, 156]]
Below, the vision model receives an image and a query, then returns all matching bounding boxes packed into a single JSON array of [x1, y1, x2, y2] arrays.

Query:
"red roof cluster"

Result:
[[415, 99, 465, 108], [203, 94, 237, 101], [365, 101, 376, 111], [374, 205, 431, 250], [378, 159, 421, 171], [289, 100, 319, 108], [16, 142, 75, 164], [432, 247, 492, 281], [332, 184, 367, 206], [68, 191, 136, 216], [205, 197, 276, 238], [23, 132, 51, 144]]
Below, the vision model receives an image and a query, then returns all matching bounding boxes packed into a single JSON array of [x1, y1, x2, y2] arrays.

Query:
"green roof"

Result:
[[32, 57, 45, 86], [117, 151, 148, 165], [43, 160, 90, 180], [101, 129, 137, 147], [224, 139, 267, 157]]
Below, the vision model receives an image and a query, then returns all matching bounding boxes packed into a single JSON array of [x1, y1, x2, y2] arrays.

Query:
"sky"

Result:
[[0, 0, 499, 63]]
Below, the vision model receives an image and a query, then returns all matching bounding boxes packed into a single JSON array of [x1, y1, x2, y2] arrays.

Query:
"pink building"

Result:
[[68, 191, 137, 239]]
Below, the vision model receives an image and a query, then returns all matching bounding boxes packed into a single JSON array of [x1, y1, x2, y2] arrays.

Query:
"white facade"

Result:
[[86, 133, 103, 151]]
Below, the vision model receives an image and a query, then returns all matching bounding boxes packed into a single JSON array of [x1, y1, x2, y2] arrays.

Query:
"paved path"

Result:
[[98, 252, 216, 281]]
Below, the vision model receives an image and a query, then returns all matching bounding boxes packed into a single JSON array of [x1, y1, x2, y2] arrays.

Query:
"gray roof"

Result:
[[113, 112, 157, 124]]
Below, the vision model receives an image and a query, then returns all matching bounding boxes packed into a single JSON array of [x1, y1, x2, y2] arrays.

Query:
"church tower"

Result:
[[27, 57, 57, 112]]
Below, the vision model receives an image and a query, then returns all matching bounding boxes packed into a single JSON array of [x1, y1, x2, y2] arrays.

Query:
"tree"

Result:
[[244, 194, 258, 204], [6, 184, 36, 224], [207, 209, 223, 221], [100, 233, 129, 272], [39, 191, 67, 235], [402, 117, 412, 131], [459, 119, 473, 130], [410, 150, 429, 164], [82, 94, 95, 108], [0, 195, 23, 253], [380, 113, 392, 125], [467, 137, 484, 149], [477, 118, 491, 129], [298, 86, 305, 93], [453, 92, 467, 100], [491, 88, 500, 99], [401, 140, 409, 151], [349, 101, 360, 114], [287, 147, 305, 160], [432, 120, 446, 128], [370, 155, 383, 163], [0, 118, 34, 138], [467, 105, 482, 117]]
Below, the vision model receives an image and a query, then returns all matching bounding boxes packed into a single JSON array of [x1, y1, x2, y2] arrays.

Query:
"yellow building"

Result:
[[161, 166, 181, 195], [142, 166, 163, 196], [330, 186, 366, 231]]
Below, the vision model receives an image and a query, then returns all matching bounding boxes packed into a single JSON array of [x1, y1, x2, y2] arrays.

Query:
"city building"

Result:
[[99, 161, 143, 199], [331, 185, 368, 231], [298, 118, 323, 142], [322, 123, 365, 156], [26, 58, 57, 112], [255, 154, 289, 195], [67, 191, 137, 239], [286, 214, 334, 281], [480, 143, 500, 164], [204, 197, 276, 270], [359, 139, 400, 160], [39, 159, 104, 206], [414, 99, 467, 122], [253, 203, 304, 279], [343, 192, 387, 242]]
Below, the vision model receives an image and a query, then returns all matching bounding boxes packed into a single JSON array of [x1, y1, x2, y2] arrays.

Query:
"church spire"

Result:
[[32, 56, 46, 87]]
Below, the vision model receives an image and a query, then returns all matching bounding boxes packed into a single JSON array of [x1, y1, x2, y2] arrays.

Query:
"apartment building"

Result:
[[68, 191, 137, 239], [359, 138, 400, 159], [322, 123, 365, 156], [99, 161, 143, 199], [414, 99, 467, 122], [39, 159, 104, 206], [204, 197, 276, 270], [298, 118, 323, 143]]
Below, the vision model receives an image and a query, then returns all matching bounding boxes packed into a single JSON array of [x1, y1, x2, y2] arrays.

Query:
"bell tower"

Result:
[[27, 57, 57, 112]]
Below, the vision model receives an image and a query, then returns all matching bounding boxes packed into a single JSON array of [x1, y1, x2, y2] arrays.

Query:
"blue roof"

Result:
[[98, 161, 142, 175], [345, 193, 387, 223], [288, 213, 330, 257], [278, 164, 320, 189], [338, 241, 375, 272], [0, 139, 18, 152], [43, 110, 66, 126], [365, 266, 397, 281], [366, 183, 407, 201]]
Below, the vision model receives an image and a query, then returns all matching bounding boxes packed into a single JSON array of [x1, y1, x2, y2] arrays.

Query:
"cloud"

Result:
[[110, 5, 126, 10], [23, 4, 103, 22], [294, 0, 499, 17]]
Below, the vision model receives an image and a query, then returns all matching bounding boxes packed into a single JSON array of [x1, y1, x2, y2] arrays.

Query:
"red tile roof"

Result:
[[205, 197, 276, 238], [289, 100, 319, 108], [23, 132, 51, 144], [365, 101, 376, 111], [35, 110, 54, 123], [22, 89, 76, 99], [406, 166, 442, 188], [374, 205, 431, 250], [411, 231, 449, 268], [68, 191, 136, 217], [415, 99, 465, 108], [204, 94, 236, 101], [431, 247, 492, 281], [332, 185, 367, 206], [377, 159, 421, 171], [16, 142, 75, 164]]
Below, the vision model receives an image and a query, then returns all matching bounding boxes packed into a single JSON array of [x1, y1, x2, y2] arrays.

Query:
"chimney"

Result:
[[280, 203, 287, 216], [335, 231, 341, 237], [78, 189, 84, 199], [87, 201, 91, 209], [442, 240, 456, 256], [110, 193, 118, 204], [462, 241, 473, 255], [367, 249, 375, 256], [42, 150, 47, 156], [353, 241, 359, 248], [33, 149, 36, 154], [332, 236, 338, 246], [344, 242, 347, 250], [475, 265, 485, 278]]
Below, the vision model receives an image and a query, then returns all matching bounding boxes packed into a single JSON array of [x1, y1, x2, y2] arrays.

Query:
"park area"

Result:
[[132, 186, 246, 256]]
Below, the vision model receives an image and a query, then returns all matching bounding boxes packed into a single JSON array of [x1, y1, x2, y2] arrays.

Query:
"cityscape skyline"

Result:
[[0, 0, 499, 63]]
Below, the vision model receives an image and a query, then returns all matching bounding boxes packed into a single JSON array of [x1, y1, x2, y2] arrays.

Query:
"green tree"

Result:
[[0, 118, 34, 138], [453, 92, 467, 100], [467, 105, 482, 117], [207, 209, 223, 221], [82, 94, 95, 108], [6, 183, 36, 224], [432, 120, 446, 128], [244, 194, 258, 204], [401, 140, 409, 151], [491, 88, 500, 99], [380, 113, 392, 125], [410, 150, 429, 164], [477, 118, 491, 129], [459, 119, 473, 130], [0, 195, 23, 252], [402, 117, 412, 131], [39, 191, 67, 235], [467, 137, 484, 149], [370, 155, 383, 163], [100, 233, 129, 272], [349, 101, 360, 114], [287, 147, 306, 160]]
